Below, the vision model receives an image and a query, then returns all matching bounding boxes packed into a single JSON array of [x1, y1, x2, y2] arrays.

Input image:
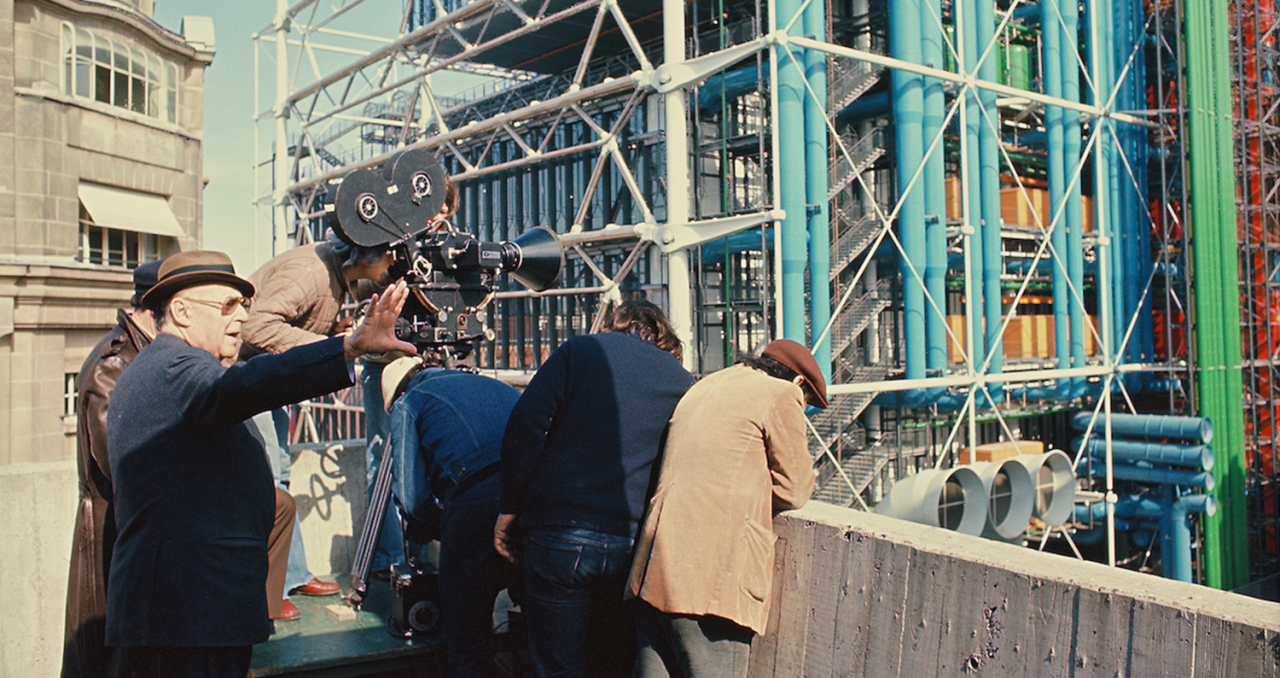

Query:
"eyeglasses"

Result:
[[183, 296, 251, 315]]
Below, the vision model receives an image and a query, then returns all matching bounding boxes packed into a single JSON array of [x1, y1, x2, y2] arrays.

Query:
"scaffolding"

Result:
[[253, 0, 1277, 591]]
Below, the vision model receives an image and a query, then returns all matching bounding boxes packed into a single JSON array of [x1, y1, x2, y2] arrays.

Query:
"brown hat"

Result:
[[141, 250, 256, 310], [761, 338, 829, 409]]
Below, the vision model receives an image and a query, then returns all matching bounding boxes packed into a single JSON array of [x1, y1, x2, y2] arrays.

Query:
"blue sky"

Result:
[[152, 2, 494, 275], [154, 1, 264, 273]]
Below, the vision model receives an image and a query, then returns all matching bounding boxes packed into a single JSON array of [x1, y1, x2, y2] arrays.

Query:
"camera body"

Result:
[[326, 147, 564, 352], [389, 562, 440, 639]]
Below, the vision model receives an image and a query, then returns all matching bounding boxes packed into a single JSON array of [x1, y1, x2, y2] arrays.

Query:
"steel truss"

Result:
[[254, 0, 1260, 587]]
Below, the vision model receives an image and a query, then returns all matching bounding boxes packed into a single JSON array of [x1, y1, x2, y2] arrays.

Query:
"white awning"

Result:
[[78, 182, 185, 238]]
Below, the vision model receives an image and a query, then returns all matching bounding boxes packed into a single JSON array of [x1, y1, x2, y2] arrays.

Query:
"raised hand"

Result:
[[343, 280, 418, 360]]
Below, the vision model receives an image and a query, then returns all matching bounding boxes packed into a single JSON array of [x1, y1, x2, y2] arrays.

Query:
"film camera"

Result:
[[329, 149, 562, 636], [326, 147, 564, 352]]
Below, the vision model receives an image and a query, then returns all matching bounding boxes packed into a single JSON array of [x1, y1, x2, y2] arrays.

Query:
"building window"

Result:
[[64, 372, 78, 418], [61, 23, 178, 124], [78, 205, 165, 268]]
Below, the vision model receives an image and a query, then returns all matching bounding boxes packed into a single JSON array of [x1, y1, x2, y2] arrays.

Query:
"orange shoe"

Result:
[[290, 577, 340, 596], [277, 600, 301, 621]]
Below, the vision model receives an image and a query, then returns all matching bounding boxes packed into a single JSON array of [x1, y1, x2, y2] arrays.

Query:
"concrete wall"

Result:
[[0, 460, 78, 678], [753, 502, 1280, 678], [10, 454, 1280, 678]]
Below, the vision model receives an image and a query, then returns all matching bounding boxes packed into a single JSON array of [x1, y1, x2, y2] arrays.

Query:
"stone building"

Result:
[[0, 0, 213, 466]]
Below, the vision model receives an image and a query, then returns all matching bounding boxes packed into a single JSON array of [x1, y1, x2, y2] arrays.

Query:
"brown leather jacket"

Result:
[[62, 309, 150, 678]]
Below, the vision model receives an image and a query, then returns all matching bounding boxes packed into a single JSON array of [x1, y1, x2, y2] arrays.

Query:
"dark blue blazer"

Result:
[[105, 333, 353, 648]]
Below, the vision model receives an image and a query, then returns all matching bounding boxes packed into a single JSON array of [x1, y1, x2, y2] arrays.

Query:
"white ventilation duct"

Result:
[[970, 459, 1035, 540], [1009, 449, 1076, 527], [873, 467, 987, 536]]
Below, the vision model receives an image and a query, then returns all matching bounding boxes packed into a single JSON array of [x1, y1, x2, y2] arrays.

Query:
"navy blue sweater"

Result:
[[501, 332, 695, 538]]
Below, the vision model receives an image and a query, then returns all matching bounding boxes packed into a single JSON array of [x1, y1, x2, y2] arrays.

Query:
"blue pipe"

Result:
[[1070, 437, 1215, 470], [889, 0, 927, 404], [976, 0, 1004, 404], [1121, 0, 1154, 386], [697, 67, 762, 114], [1072, 492, 1215, 581], [1010, 4, 1041, 24], [836, 91, 892, 123], [804, 0, 831, 380], [1061, 0, 1086, 398], [1070, 411, 1214, 442], [1078, 460, 1216, 490], [1041, 0, 1070, 398], [1167, 494, 1216, 581], [776, 0, 808, 347], [921, 0, 949, 401], [961, 0, 987, 387]]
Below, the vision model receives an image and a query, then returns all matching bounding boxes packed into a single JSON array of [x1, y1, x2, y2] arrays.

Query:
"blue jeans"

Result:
[[361, 360, 404, 571], [435, 474, 506, 678], [522, 526, 637, 678]]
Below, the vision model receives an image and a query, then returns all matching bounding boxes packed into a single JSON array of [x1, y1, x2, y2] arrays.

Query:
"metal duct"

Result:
[[970, 460, 1035, 540], [874, 467, 987, 536], [1009, 449, 1077, 527]]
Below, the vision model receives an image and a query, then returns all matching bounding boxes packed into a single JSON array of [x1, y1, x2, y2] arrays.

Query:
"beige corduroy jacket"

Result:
[[626, 364, 815, 635]]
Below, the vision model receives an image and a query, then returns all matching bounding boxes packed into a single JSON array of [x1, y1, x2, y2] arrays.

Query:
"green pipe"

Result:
[[1184, 0, 1248, 590]]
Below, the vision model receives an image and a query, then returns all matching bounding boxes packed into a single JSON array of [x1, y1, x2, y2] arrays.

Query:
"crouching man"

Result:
[[384, 349, 520, 678], [625, 339, 827, 678]]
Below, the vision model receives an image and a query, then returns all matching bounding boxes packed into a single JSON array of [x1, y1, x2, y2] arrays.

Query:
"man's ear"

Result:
[[168, 298, 194, 328]]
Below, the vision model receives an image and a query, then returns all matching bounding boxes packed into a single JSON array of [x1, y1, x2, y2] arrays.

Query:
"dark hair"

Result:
[[605, 299, 683, 361], [735, 354, 798, 382], [442, 181, 459, 218], [151, 293, 176, 329], [327, 228, 389, 269]]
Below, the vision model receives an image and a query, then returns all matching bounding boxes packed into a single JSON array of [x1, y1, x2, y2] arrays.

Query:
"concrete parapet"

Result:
[[752, 501, 1280, 677]]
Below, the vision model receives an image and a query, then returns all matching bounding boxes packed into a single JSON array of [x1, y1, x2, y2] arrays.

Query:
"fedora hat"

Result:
[[761, 338, 829, 409], [141, 251, 256, 310]]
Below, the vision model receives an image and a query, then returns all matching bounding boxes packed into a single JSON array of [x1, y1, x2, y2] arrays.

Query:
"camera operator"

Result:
[[382, 342, 518, 678], [237, 229, 399, 616], [357, 181, 458, 578]]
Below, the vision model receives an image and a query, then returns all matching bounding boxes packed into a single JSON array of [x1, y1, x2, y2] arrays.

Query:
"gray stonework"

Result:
[[0, 0, 212, 467]]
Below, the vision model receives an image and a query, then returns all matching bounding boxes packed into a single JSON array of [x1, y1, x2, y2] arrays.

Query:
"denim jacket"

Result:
[[390, 368, 521, 523]]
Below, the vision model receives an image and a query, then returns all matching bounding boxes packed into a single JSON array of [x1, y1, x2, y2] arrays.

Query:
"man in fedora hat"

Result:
[[105, 251, 415, 678], [62, 258, 163, 678], [625, 338, 825, 678]]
